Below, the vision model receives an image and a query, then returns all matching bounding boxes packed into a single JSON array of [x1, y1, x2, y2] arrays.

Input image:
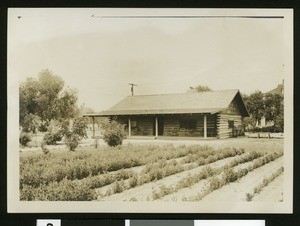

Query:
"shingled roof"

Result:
[[87, 89, 249, 117]]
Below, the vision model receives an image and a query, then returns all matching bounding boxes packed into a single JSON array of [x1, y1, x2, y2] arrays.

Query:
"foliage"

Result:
[[43, 130, 63, 145], [19, 132, 32, 147], [183, 151, 283, 201], [60, 117, 88, 151], [64, 133, 80, 151], [96, 117, 110, 128], [20, 143, 279, 201], [19, 77, 40, 126], [235, 125, 245, 136], [20, 178, 96, 201], [243, 91, 284, 132], [102, 120, 126, 147], [41, 142, 50, 155], [20, 145, 234, 189], [244, 91, 265, 127], [194, 85, 212, 92], [264, 93, 284, 132], [19, 69, 79, 131], [245, 166, 284, 201], [21, 113, 42, 133], [94, 138, 99, 149]]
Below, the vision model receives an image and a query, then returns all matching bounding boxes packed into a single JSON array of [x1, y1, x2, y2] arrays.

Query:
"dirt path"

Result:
[[252, 173, 284, 202], [98, 155, 240, 201], [195, 157, 284, 202]]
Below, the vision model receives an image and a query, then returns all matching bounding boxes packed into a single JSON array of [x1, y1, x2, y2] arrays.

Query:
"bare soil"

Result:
[[98, 155, 239, 201], [198, 157, 284, 202], [252, 173, 284, 202]]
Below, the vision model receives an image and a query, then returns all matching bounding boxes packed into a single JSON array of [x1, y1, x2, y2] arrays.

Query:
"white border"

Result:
[[7, 8, 293, 213]]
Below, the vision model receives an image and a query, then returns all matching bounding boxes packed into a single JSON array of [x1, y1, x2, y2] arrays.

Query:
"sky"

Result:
[[8, 8, 285, 112]]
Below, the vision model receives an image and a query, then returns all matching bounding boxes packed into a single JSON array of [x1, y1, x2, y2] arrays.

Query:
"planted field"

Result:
[[19, 139, 284, 202]]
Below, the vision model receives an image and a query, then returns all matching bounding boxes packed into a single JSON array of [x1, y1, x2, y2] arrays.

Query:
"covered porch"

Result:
[[85, 113, 218, 139]]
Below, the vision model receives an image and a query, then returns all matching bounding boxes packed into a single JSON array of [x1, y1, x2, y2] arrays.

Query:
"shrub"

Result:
[[60, 117, 88, 151], [43, 130, 63, 145], [20, 178, 96, 201], [41, 142, 50, 155], [94, 138, 99, 149], [236, 125, 245, 136], [103, 120, 126, 147], [19, 132, 32, 147], [63, 132, 80, 151]]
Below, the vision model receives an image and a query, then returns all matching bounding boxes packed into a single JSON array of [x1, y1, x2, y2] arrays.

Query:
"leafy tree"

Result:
[[21, 114, 42, 133], [58, 88, 79, 120], [194, 85, 212, 92], [264, 93, 284, 132], [19, 69, 79, 131], [19, 77, 40, 125], [187, 85, 212, 93], [244, 91, 265, 127]]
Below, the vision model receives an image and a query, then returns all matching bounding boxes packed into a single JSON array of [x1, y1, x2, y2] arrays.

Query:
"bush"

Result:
[[41, 142, 50, 155], [43, 130, 63, 145], [19, 132, 32, 147], [64, 133, 80, 151], [60, 117, 88, 151], [103, 120, 126, 147], [94, 138, 99, 149]]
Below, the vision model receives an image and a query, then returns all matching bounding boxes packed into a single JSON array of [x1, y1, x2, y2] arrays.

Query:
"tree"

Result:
[[19, 69, 79, 131], [264, 93, 284, 132], [194, 85, 212, 92], [21, 114, 42, 133], [19, 77, 40, 125], [244, 91, 265, 128]]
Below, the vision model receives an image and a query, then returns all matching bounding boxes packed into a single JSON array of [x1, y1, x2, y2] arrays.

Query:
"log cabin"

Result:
[[84, 89, 249, 139]]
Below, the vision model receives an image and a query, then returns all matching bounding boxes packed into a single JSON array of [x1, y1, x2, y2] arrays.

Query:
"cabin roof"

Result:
[[86, 89, 249, 117]]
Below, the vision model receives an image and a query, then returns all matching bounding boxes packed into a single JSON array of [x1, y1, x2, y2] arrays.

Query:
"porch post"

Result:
[[155, 116, 158, 137], [92, 116, 95, 138], [128, 117, 131, 138], [204, 114, 207, 138]]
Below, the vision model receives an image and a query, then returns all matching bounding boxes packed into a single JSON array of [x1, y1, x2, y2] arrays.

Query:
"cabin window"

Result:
[[228, 120, 234, 129], [180, 120, 197, 130]]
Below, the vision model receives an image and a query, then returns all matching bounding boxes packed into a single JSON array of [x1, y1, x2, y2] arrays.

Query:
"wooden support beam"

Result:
[[155, 116, 158, 137], [204, 114, 207, 138], [92, 116, 95, 138], [128, 117, 131, 138]]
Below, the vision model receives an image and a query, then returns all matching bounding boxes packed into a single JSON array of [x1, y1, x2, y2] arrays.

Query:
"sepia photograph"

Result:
[[7, 8, 293, 213]]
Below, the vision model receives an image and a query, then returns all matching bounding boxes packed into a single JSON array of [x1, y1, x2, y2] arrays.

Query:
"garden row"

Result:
[[98, 151, 283, 202], [20, 145, 245, 201]]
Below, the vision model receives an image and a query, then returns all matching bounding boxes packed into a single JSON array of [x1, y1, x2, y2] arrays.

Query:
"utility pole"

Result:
[[129, 83, 137, 96]]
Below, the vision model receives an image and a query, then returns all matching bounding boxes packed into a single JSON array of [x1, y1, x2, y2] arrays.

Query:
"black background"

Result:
[[0, 0, 299, 226]]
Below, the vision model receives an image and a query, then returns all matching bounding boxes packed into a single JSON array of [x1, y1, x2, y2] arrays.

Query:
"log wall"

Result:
[[217, 113, 242, 139], [164, 114, 217, 137]]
